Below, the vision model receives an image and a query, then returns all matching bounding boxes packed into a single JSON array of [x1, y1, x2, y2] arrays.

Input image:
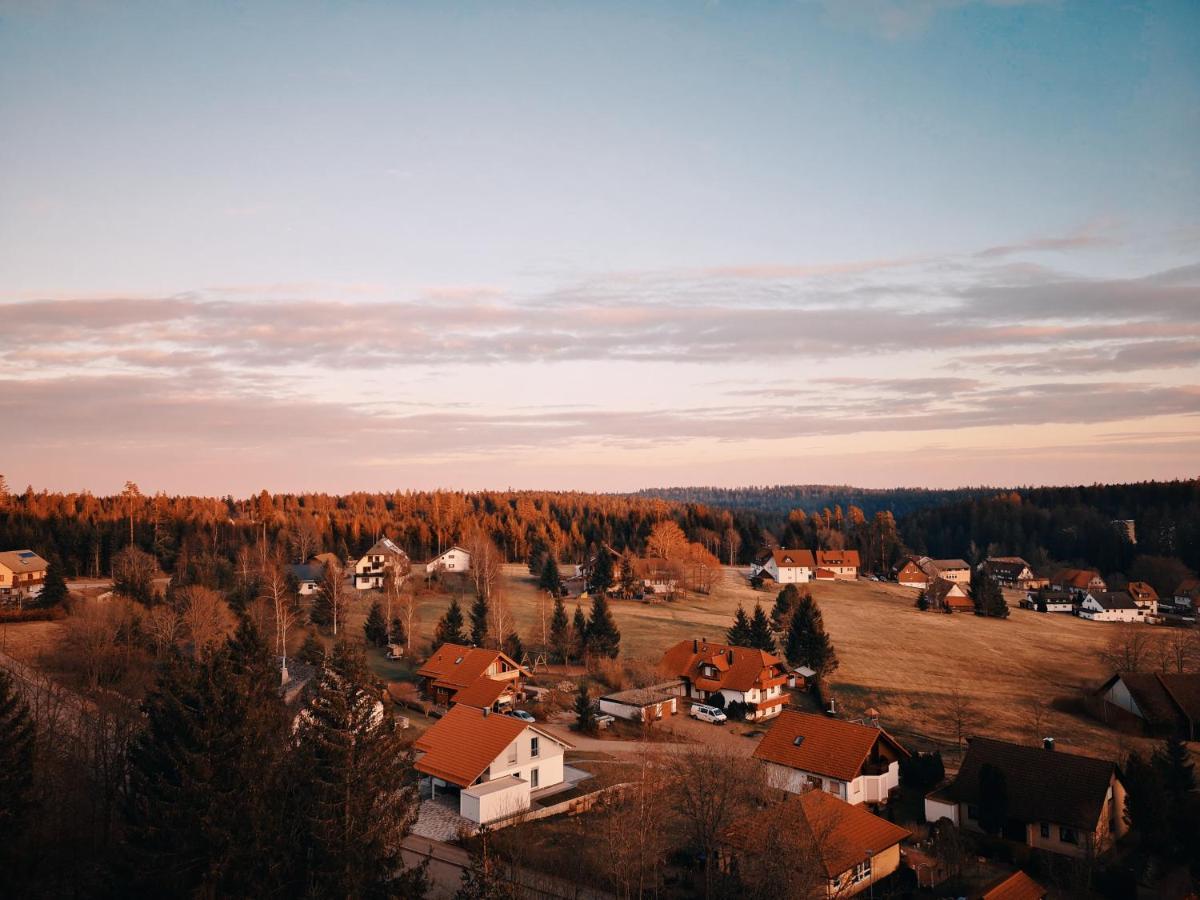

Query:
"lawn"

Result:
[[406, 565, 1147, 764]]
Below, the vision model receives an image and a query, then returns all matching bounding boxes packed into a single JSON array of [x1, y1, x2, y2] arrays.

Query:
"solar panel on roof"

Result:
[[19, 551, 36, 558]]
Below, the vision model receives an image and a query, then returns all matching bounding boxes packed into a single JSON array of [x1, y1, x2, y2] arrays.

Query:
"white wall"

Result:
[[925, 796, 959, 826], [485, 727, 566, 791]]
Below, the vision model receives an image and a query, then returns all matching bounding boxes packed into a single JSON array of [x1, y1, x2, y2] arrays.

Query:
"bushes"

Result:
[[0, 606, 67, 624], [900, 751, 945, 795]]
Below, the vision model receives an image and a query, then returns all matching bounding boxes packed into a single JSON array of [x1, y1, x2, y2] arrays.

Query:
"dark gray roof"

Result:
[[288, 563, 321, 581], [1088, 591, 1138, 610]]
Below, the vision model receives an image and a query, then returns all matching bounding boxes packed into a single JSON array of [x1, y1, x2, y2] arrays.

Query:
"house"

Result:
[[414, 704, 571, 825], [660, 638, 790, 720], [310, 551, 342, 571], [814, 568, 837, 581], [415, 643, 527, 710], [977, 871, 1047, 900], [761, 549, 816, 584], [632, 556, 680, 596], [1020, 589, 1075, 613], [1094, 672, 1200, 740], [0, 549, 48, 602], [894, 556, 932, 588], [1173, 578, 1200, 611], [425, 545, 471, 575], [598, 682, 683, 722], [749, 549, 773, 577], [926, 577, 972, 612], [1052, 568, 1106, 594], [286, 563, 322, 596], [722, 790, 910, 898], [1126, 581, 1158, 614], [354, 537, 411, 590], [928, 559, 971, 585], [980, 557, 1044, 591], [753, 710, 909, 805], [815, 550, 859, 579], [924, 737, 1127, 858], [1078, 591, 1144, 623]]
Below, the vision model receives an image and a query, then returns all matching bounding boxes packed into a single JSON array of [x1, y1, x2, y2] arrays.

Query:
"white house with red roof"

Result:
[[659, 638, 790, 720], [760, 549, 816, 584]]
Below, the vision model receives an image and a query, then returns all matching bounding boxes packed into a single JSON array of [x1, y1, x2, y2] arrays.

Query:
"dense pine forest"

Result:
[[637, 484, 997, 520]]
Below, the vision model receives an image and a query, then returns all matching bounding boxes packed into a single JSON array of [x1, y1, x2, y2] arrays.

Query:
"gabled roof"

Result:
[[429, 545, 470, 561], [1097, 672, 1189, 728], [0, 549, 48, 573], [1085, 591, 1138, 611], [1174, 578, 1200, 598], [451, 676, 515, 710], [660, 639, 787, 694], [752, 710, 909, 782], [416, 643, 526, 691], [771, 549, 815, 570], [928, 577, 969, 609], [1126, 581, 1158, 603], [930, 558, 970, 571], [979, 870, 1046, 900], [287, 563, 321, 582], [414, 705, 567, 787], [1058, 568, 1103, 589], [725, 790, 909, 879], [942, 737, 1118, 831], [815, 550, 860, 568], [983, 557, 1033, 577], [362, 537, 409, 560]]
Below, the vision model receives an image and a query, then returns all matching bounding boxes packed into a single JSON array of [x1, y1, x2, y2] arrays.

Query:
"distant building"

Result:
[[979, 557, 1044, 591], [0, 549, 48, 604], [425, 545, 471, 575], [1078, 591, 1144, 623], [287, 562, 322, 595], [814, 550, 859, 579], [761, 549, 816, 584], [926, 577, 972, 612], [928, 559, 971, 585], [1021, 588, 1075, 613], [1126, 581, 1158, 614], [1052, 569, 1106, 594], [1094, 672, 1200, 740], [894, 556, 932, 588], [353, 537, 411, 590], [415, 643, 527, 710], [660, 638, 789, 720]]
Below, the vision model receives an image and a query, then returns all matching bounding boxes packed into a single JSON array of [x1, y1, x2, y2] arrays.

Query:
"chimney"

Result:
[[482, 707, 489, 718], [1043, 737, 1054, 751], [693, 639, 698, 653], [729, 650, 735, 664], [828, 697, 837, 716]]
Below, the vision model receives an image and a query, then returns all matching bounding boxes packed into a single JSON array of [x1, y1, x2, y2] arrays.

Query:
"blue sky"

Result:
[[1, 0, 1198, 494]]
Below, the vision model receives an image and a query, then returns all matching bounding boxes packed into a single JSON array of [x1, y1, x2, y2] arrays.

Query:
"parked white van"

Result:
[[690, 704, 727, 724]]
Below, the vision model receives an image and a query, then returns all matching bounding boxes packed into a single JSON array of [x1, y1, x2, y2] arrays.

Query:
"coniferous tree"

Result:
[[586, 593, 621, 659], [0, 669, 35, 861], [571, 604, 589, 662], [784, 595, 838, 684], [298, 630, 326, 665], [548, 596, 570, 663], [748, 603, 776, 654], [38, 557, 68, 607], [389, 616, 406, 647], [435, 597, 467, 646], [1156, 734, 1196, 796], [469, 594, 490, 646], [916, 589, 929, 611], [538, 557, 563, 596], [588, 546, 614, 595], [502, 632, 524, 664], [310, 561, 347, 634], [617, 555, 639, 599], [726, 604, 752, 647], [122, 620, 292, 897], [294, 642, 427, 898], [455, 830, 518, 899], [363, 601, 388, 647], [574, 682, 596, 734], [770, 584, 801, 629]]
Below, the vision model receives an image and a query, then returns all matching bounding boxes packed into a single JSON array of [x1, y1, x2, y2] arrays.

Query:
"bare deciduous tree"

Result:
[[178, 585, 235, 655], [1102, 625, 1151, 673], [647, 520, 688, 561], [947, 681, 974, 753]]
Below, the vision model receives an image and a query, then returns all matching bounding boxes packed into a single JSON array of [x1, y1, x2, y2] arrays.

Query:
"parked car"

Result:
[[690, 704, 727, 724], [385, 644, 405, 660], [509, 709, 536, 723]]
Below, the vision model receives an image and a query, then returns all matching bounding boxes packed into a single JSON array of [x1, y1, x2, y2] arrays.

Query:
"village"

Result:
[[3, 515, 1198, 900]]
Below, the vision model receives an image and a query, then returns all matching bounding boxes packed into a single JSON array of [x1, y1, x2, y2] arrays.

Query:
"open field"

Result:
[[410, 564, 1152, 763]]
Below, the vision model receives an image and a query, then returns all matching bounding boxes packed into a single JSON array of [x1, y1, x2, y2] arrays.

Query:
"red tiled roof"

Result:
[[815, 550, 860, 568], [771, 549, 816, 570], [416, 643, 525, 691], [414, 705, 568, 787], [814, 568, 836, 580], [979, 870, 1046, 900], [752, 710, 908, 782], [660, 639, 787, 694], [1126, 581, 1158, 603], [450, 677, 514, 709]]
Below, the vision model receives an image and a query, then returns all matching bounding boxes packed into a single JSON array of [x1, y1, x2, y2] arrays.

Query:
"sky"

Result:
[[1, 0, 1198, 497]]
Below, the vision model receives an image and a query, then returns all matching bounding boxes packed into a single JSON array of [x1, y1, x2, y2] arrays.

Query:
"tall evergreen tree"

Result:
[[748, 604, 776, 654], [434, 597, 467, 646], [617, 555, 639, 599], [1156, 734, 1196, 795], [571, 604, 589, 662], [363, 601, 389, 647], [294, 642, 427, 899], [586, 593, 621, 659], [548, 596, 570, 663], [454, 832, 518, 900], [770, 584, 801, 629], [0, 669, 35, 866], [915, 589, 929, 611], [726, 605, 752, 647], [38, 557, 68, 607], [122, 620, 292, 897], [588, 546, 614, 595], [469, 594, 490, 646], [298, 630, 326, 665], [574, 682, 596, 734], [538, 557, 563, 596], [502, 632, 524, 664], [389, 616, 406, 647], [783, 595, 838, 683]]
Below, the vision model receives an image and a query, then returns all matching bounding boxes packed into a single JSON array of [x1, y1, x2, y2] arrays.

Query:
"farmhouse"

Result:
[[1126, 581, 1158, 613], [1053, 569, 1106, 594], [286, 562, 321, 596], [632, 556, 680, 595], [814, 549, 859, 579], [598, 682, 682, 722], [660, 638, 789, 720], [354, 537, 411, 590], [425, 545, 471, 574], [722, 790, 910, 898], [0, 549, 48, 602], [924, 737, 1127, 858], [1172, 578, 1199, 611], [761, 548, 816, 584], [894, 556, 933, 588], [1078, 591, 1144, 623], [1021, 589, 1075, 613], [1094, 672, 1200, 740], [926, 577, 972, 612], [753, 710, 908, 806], [979, 557, 1044, 590], [928, 559, 971, 585], [415, 643, 527, 709], [414, 704, 571, 825]]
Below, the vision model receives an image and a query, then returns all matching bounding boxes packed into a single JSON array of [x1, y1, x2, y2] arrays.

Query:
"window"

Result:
[[806, 775, 822, 789], [530, 767, 540, 789], [1040, 823, 1050, 839], [506, 743, 517, 765], [852, 860, 872, 883], [530, 736, 540, 758], [1059, 827, 1078, 845]]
